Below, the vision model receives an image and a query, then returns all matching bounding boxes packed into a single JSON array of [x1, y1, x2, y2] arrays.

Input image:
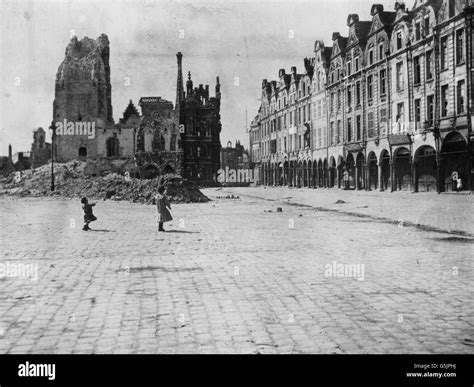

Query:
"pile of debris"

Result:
[[0, 160, 209, 204]]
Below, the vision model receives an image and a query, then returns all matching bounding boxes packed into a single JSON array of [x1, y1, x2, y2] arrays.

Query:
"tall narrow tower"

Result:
[[176, 52, 184, 117]]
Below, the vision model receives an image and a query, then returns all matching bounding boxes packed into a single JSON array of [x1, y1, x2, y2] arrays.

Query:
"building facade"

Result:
[[250, 0, 473, 192], [220, 140, 250, 171], [176, 52, 222, 185]]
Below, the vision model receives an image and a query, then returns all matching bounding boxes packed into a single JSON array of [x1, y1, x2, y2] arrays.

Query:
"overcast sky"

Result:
[[0, 0, 414, 155]]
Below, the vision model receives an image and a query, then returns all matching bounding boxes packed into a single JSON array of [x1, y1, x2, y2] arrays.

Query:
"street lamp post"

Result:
[[49, 120, 56, 191]]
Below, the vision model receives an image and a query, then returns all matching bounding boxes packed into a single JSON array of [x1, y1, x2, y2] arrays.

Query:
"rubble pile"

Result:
[[0, 161, 209, 204]]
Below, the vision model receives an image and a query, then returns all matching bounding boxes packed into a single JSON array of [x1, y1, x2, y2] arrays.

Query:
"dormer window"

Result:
[[378, 43, 384, 60], [347, 61, 352, 76], [369, 49, 374, 65], [424, 16, 430, 36], [397, 31, 403, 50], [415, 21, 421, 41], [449, 0, 455, 18], [355, 57, 360, 72]]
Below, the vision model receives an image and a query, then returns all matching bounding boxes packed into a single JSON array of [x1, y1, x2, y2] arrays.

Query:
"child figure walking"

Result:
[[81, 197, 97, 231], [156, 186, 172, 232]]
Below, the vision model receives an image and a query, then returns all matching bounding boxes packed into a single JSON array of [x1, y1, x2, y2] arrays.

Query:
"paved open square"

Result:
[[0, 188, 473, 354]]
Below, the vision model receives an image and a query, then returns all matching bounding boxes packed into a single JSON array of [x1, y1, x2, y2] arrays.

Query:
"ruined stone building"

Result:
[[52, 34, 221, 183], [119, 97, 182, 179], [30, 127, 52, 169], [250, 0, 474, 192], [53, 34, 115, 162], [221, 140, 250, 172]]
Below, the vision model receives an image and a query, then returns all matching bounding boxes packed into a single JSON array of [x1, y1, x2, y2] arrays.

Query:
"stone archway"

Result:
[[323, 159, 328, 188], [302, 160, 308, 187], [356, 152, 365, 190], [440, 131, 468, 192], [394, 147, 411, 191], [312, 160, 318, 188], [329, 157, 337, 188], [296, 161, 302, 187], [278, 162, 284, 186], [288, 161, 294, 187], [414, 145, 437, 192], [367, 152, 378, 190], [318, 160, 323, 187], [380, 149, 391, 191], [337, 156, 344, 188], [284, 161, 289, 186], [345, 153, 355, 190]]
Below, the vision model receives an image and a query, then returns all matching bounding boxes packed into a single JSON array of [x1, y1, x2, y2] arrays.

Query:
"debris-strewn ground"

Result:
[[0, 191, 472, 354], [0, 161, 209, 204]]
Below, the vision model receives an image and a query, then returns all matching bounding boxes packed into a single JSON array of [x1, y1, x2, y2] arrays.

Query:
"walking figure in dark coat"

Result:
[[81, 197, 97, 231], [156, 186, 172, 232]]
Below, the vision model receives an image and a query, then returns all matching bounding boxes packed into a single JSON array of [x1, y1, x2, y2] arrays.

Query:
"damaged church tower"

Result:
[[53, 33, 114, 162]]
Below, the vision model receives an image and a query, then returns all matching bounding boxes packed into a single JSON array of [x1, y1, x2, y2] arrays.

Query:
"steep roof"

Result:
[[120, 99, 140, 123], [358, 21, 372, 40], [324, 48, 332, 64]]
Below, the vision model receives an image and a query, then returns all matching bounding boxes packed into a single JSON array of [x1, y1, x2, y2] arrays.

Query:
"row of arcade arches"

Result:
[[261, 132, 469, 192]]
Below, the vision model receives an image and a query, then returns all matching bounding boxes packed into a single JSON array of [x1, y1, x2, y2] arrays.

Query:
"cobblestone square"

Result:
[[0, 188, 473, 354]]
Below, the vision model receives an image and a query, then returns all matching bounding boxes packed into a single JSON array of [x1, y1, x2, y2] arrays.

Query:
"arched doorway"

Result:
[[356, 153, 365, 190], [337, 156, 344, 188], [270, 163, 275, 186], [278, 162, 284, 186], [78, 146, 87, 160], [318, 160, 322, 187], [345, 153, 355, 189], [414, 145, 437, 192], [440, 132, 468, 192], [274, 163, 278, 186], [106, 136, 120, 157], [295, 161, 301, 187], [302, 161, 308, 187], [143, 164, 159, 179], [323, 159, 328, 188], [312, 160, 318, 188], [367, 152, 378, 190], [394, 147, 411, 191], [380, 150, 391, 191], [307, 160, 312, 188], [284, 161, 289, 186], [329, 157, 337, 188], [288, 161, 293, 186]]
